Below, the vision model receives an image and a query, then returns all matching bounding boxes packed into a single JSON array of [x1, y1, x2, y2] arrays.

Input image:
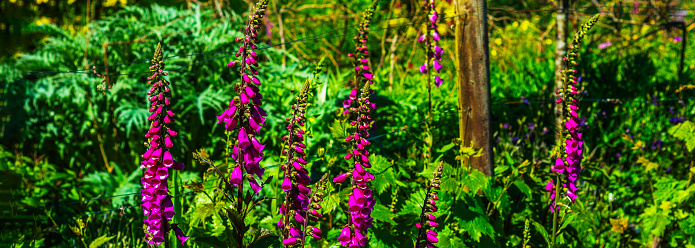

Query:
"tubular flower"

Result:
[[217, 0, 270, 195], [335, 2, 377, 247], [547, 14, 599, 212], [413, 163, 442, 248], [279, 62, 328, 248], [418, 0, 444, 88], [141, 43, 186, 245]]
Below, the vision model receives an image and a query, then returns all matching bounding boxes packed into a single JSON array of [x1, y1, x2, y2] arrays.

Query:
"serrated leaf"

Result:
[[329, 119, 348, 141], [88, 234, 115, 248], [323, 194, 340, 213], [371, 204, 397, 225], [669, 121, 695, 152]]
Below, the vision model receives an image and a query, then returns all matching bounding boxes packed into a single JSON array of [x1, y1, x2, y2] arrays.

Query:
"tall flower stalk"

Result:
[[413, 162, 443, 248], [279, 61, 327, 247], [140, 42, 187, 246], [418, 0, 444, 119], [334, 1, 378, 248], [547, 14, 599, 247], [216, 0, 270, 200]]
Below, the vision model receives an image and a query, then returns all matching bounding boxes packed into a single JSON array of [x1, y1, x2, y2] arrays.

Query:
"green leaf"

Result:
[[88, 234, 115, 248], [513, 179, 532, 199], [371, 204, 397, 225], [323, 193, 341, 213], [668, 121, 695, 152], [329, 119, 348, 141], [248, 233, 280, 248], [531, 220, 551, 247], [436, 142, 456, 153], [461, 169, 488, 194], [192, 236, 229, 248]]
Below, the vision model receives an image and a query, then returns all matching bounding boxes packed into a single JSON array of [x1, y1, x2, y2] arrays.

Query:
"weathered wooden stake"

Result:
[[454, 0, 493, 176], [554, 0, 569, 145]]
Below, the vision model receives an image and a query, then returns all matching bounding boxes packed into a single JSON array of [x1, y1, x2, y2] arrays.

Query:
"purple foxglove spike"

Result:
[[339, 226, 351, 246], [434, 75, 443, 88], [360, 59, 369, 64], [546, 180, 555, 191], [245, 86, 256, 98], [363, 73, 373, 79], [156, 106, 163, 114], [349, 236, 360, 248], [166, 110, 174, 117], [360, 153, 369, 163], [418, 34, 426, 42], [311, 233, 322, 239], [433, 60, 442, 73], [348, 196, 362, 212], [570, 110, 579, 118], [164, 115, 172, 124], [433, 31, 440, 41], [426, 213, 436, 221], [240, 91, 251, 105], [249, 66, 258, 75], [420, 63, 428, 74], [147, 112, 157, 121], [225, 118, 239, 131], [434, 45, 443, 59], [428, 221, 439, 227], [296, 172, 311, 184], [230, 166, 242, 186], [430, 11, 438, 24], [282, 177, 292, 192], [416, 222, 422, 229], [151, 231, 165, 245], [344, 152, 353, 160]]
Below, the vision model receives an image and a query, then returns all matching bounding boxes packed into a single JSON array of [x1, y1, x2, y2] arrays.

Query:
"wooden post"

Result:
[[554, 0, 569, 145], [454, 0, 493, 176]]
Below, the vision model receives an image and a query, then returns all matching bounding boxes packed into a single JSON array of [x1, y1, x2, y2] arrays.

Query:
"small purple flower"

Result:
[[527, 122, 535, 131], [503, 123, 509, 129], [673, 37, 683, 43], [616, 153, 621, 158], [598, 41, 612, 50], [511, 137, 520, 144]]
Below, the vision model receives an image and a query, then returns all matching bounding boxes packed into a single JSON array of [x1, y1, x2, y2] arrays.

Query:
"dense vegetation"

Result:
[[1, 0, 695, 247]]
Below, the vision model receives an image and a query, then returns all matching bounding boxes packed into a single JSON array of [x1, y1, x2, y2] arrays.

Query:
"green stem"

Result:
[[551, 175, 561, 248]]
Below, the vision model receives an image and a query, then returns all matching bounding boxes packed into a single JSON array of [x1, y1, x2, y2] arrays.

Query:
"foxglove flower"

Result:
[[141, 42, 186, 245], [548, 14, 599, 212], [279, 62, 329, 248], [418, 0, 444, 88], [335, 2, 378, 247], [217, 0, 270, 195], [414, 163, 443, 248]]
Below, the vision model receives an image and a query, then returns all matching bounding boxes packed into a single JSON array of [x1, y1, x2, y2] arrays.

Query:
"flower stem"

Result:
[[551, 175, 561, 248]]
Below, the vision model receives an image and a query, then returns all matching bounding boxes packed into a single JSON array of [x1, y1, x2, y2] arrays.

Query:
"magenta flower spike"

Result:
[[141, 43, 187, 246], [419, 0, 445, 89], [216, 0, 270, 196], [279, 62, 328, 248], [547, 15, 598, 242], [334, 2, 378, 248], [413, 163, 442, 248]]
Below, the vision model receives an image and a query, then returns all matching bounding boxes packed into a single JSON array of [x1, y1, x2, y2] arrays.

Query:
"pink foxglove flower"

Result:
[[217, 0, 270, 195], [547, 14, 599, 213], [419, 0, 444, 88], [141, 43, 186, 245], [334, 2, 378, 248], [279, 62, 329, 248]]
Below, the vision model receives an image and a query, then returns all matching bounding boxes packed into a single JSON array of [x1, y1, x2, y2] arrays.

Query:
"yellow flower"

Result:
[[491, 50, 497, 57], [494, 38, 502, 46], [544, 39, 552, 45]]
